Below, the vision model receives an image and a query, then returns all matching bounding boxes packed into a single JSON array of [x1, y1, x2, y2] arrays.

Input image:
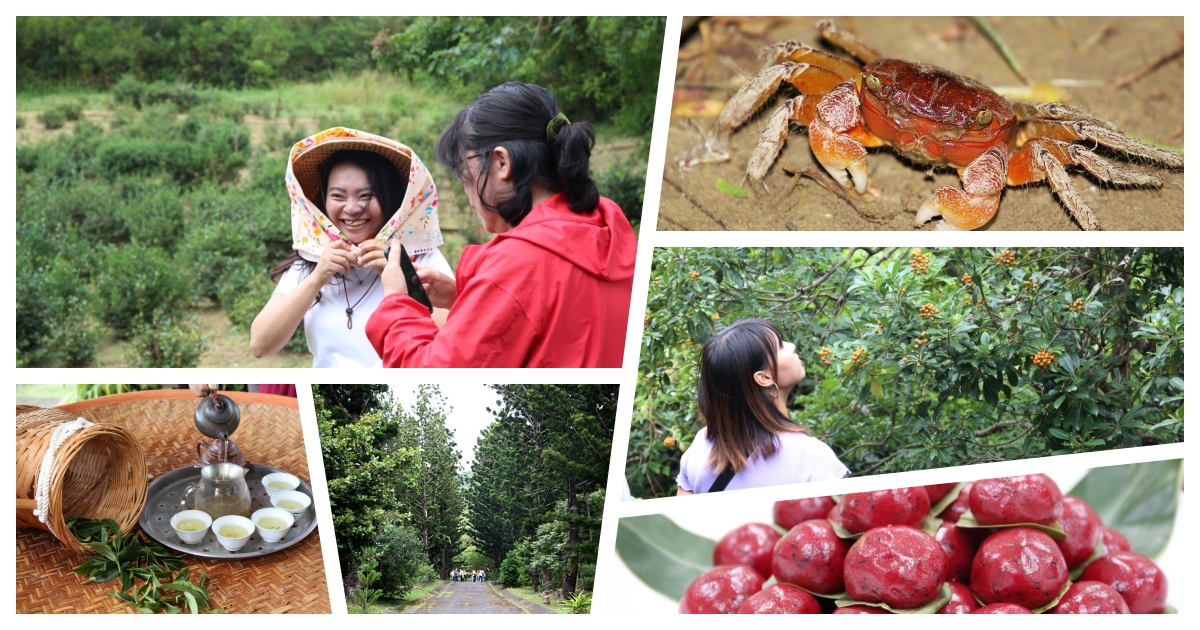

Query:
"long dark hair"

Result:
[[270, 150, 404, 284], [433, 82, 599, 227], [698, 318, 809, 474]]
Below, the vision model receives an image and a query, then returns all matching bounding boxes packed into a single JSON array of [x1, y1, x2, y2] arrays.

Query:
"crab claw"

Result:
[[915, 146, 1007, 230]]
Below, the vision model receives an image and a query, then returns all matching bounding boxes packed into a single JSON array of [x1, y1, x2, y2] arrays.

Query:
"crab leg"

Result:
[[719, 63, 850, 131], [915, 145, 1008, 230], [760, 41, 864, 83], [1014, 103, 1183, 169], [815, 19, 883, 64]]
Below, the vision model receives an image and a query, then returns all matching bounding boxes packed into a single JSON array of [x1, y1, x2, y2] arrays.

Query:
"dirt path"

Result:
[[400, 581, 555, 614], [662, 16, 1183, 231]]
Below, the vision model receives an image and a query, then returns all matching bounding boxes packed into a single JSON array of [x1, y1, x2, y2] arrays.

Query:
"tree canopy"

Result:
[[630, 247, 1183, 498]]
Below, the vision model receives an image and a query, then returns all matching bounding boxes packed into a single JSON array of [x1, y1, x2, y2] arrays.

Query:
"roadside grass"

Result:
[[504, 585, 571, 614]]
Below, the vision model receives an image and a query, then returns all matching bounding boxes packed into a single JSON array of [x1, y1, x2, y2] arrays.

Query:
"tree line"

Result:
[[316, 383, 616, 600]]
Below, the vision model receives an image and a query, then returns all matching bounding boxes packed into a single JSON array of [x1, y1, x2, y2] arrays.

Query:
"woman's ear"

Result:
[[491, 146, 513, 182], [752, 369, 775, 388]]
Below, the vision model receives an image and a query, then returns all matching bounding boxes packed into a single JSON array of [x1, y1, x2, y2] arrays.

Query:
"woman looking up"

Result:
[[677, 318, 849, 495]]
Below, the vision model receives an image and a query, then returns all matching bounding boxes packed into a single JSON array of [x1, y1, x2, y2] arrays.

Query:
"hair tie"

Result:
[[546, 112, 570, 140]]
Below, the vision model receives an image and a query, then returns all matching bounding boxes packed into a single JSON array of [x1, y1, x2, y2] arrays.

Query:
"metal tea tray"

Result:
[[138, 462, 316, 559]]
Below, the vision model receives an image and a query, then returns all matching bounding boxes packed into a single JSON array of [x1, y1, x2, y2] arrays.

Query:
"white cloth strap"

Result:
[[32, 418, 93, 537]]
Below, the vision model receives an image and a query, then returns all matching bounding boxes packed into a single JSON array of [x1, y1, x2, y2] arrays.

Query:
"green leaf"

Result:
[[183, 591, 199, 614], [870, 378, 884, 399], [616, 515, 715, 600], [955, 511, 1067, 541], [835, 582, 952, 613], [930, 482, 964, 517], [1029, 580, 1072, 614], [1068, 538, 1106, 581], [1067, 460, 1180, 558], [715, 178, 748, 198], [89, 541, 117, 561], [828, 518, 864, 540]]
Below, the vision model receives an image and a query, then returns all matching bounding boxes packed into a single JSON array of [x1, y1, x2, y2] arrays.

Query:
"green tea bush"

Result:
[[145, 81, 201, 112], [126, 311, 206, 367], [630, 247, 1185, 498], [111, 74, 148, 109], [17, 114, 26, 129], [16, 255, 97, 367], [93, 244, 191, 338], [37, 107, 66, 129], [19, 180, 128, 247], [116, 178, 185, 250], [193, 119, 250, 183]]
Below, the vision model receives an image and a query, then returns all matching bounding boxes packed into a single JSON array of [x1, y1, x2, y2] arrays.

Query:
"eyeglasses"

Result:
[[458, 152, 485, 169]]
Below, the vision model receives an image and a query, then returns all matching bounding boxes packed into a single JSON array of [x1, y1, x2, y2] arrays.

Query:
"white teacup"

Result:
[[251, 507, 295, 543], [261, 472, 300, 497], [212, 515, 255, 551], [170, 510, 212, 544], [270, 490, 311, 521]]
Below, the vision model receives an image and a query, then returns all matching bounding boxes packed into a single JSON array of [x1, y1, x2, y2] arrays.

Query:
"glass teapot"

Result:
[[181, 462, 252, 519]]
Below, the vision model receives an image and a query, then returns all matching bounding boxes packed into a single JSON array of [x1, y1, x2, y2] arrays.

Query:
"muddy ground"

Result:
[[661, 16, 1183, 231]]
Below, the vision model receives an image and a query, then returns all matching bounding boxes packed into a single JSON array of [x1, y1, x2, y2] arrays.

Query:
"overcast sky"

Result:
[[388, 383, 501, 471]]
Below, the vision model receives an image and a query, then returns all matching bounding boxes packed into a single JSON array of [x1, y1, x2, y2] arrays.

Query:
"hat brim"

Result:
[[291, 136, 412, 206]]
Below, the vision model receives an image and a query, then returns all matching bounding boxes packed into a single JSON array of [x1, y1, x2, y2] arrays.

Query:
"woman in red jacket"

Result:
[[366, 83, 636, 367]]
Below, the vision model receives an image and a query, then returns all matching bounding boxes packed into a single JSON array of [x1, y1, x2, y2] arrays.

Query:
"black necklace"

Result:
[[338, 268, 380, 329]]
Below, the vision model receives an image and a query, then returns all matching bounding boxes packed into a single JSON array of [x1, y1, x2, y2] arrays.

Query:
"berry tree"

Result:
[[629, 248, 1182, 498]]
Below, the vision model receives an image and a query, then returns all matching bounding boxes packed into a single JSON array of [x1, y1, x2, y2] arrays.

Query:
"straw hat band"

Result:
[[291, 137, 413, 206]]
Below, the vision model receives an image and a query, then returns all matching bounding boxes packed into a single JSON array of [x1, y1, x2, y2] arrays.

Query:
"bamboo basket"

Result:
[[16, 405, 148, 555]]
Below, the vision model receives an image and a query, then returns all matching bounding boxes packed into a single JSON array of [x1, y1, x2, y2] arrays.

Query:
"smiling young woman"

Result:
[[249, 128, 453, 367]]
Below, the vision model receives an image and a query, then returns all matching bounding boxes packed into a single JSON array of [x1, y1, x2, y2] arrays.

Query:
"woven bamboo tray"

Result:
[[15, 391, 331, 614]]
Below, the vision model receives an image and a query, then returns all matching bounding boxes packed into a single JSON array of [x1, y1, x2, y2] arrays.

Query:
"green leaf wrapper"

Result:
[[929, 482, 965, 518], [955, 510, 1067, 541], [835, 582, 952, 614], [616, 514, 715, 600]]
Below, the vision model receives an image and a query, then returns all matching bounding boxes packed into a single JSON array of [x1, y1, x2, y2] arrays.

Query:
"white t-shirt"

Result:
[[677, 426, 849, 494], [273, 248, 453, 368]]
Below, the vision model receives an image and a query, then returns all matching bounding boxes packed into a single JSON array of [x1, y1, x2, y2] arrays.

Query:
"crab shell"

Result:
[[858, 59, 1016, 168]]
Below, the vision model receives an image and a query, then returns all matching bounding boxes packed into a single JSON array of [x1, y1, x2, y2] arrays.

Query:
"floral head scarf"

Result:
[[287, 127, 442, 262]]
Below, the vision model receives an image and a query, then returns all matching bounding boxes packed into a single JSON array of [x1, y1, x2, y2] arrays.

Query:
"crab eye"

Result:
[[864, 73, 883, 97], [975, 108, 994, 126]]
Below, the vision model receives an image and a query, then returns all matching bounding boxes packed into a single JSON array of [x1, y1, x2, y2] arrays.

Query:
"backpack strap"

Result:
[[708, 467, 736, 492]]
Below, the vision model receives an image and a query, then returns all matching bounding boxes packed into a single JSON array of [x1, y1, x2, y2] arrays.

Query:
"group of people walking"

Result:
[[450, 568, 486, 583]]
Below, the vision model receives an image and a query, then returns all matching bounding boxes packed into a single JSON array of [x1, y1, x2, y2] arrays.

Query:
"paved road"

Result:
[[400, 581, 555, 614]]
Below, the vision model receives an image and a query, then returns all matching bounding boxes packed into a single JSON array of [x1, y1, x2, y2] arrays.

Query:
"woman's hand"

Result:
[[414, 264, 458, 310], [356, 240, 387, 273], [313, 240, 356, 284], [381, 242, 410, 298]]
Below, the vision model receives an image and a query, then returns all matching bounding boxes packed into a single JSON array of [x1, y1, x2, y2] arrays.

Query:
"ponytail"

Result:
[[434, 82, 599, 226]]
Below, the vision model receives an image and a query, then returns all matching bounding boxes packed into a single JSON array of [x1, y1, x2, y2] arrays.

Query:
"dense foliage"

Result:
[[374, 17, 665, 138], [317, 384, 460, 599], [629, 248, 1184, 498], [466, 385, 616, 598], [17, 17, 405, 91], [16, 112, 287, 366]]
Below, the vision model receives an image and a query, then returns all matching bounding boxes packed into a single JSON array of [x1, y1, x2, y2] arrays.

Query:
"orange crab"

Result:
[[718, 20, 1183, 230]]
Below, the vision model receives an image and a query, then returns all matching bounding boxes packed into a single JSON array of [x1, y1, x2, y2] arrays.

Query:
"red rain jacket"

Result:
[[366, 193, 635, 367]]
